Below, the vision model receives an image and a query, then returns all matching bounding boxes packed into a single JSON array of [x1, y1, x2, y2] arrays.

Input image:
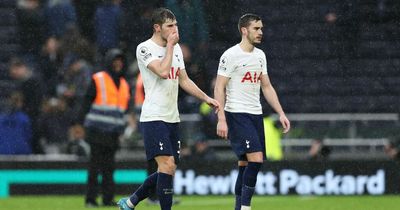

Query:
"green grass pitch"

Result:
[[1, 195, 400, 210]]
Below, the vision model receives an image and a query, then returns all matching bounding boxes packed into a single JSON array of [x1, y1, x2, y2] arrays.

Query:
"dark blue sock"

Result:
[[241, 162, 262, 207], [235, 166, 246, 210], [157, 172, 173, 210], [129, 172, 158, 206]]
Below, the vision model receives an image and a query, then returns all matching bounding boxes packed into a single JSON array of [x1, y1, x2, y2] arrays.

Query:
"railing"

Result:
[[278, 113, 399, 139], [273, 113, 398, 159], [179, 113, 399, 160]]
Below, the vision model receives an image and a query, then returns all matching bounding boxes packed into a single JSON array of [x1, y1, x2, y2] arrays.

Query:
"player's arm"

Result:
[[146, 45, 173, 79], [260, 74, 291, 133], [178, 69, 220, 110], [147, 32, 179, 79], [214, 75, 229, 139]]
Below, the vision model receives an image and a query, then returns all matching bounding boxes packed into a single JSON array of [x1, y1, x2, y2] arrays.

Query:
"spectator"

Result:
[[16, 0, 45, 68], [199, 101, 218, 139], [74, 0, 99, 42], [37, 97, 72, 154], [203, 0, 238, 44], [44, 0, 77, 38], [0, 91, 32, 155], [178, 44, 204, 113], [181, 43, 206, 89], [65, 124, 90, 158], [264, 116, 283, 161], [120, 1, 160, 55], [199, 77, 218, 139], [39, 36, 62, 97], [120, 112, 142, 148], [165, 0, 209, 58], [323, 0, 360, 61], [9, 58, 44, 154], [187, 138, 217, 162], [60, 24, 96, 65], [308, 139, 331, 160], [57, 55, 93, 114], [94, 0, 123, 56], [384, 137, 400, 160], [133, 72, 145, 113]]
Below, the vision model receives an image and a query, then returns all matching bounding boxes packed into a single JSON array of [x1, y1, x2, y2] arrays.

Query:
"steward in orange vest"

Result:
[[77, 49, 131, 134], [75, 48, 131, 207], [84, 70, 130, 133]]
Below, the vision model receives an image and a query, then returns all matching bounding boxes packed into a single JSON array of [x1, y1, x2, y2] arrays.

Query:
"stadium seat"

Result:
[[0, 26, 17, 44], [0, 8, 16, 26], [0, 0, 15, 9]]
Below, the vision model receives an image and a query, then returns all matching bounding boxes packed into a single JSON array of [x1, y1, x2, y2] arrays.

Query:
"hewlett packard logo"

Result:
[[174, 169, 385, 195]]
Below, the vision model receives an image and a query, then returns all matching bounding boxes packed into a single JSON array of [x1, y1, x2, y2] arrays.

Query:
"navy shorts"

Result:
[[140, 121, 180, 163], [225, 111, 266, 161]]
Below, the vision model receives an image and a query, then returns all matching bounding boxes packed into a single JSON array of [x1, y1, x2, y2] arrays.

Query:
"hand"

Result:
[[279, 114, 291, 133], [167, 31, 179, 46], [205, 97, 220, 114], [217, 120, 228, 139]]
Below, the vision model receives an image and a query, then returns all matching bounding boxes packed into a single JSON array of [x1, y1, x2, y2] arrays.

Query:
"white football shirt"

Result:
[[217, 44, 268, 115], [136, 39, 185, 122]]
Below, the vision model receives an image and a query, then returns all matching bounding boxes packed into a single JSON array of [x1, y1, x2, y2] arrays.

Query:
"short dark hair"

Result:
[[152, 7, 176, 26], [238, 13, 262, 34]]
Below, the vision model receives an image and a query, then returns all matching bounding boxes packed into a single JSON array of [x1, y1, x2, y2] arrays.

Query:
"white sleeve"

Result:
[[176, 44, 186, 70], [261, 51, 268, 75], [217, 52, 235, 78], [136, 44, 158, 67]]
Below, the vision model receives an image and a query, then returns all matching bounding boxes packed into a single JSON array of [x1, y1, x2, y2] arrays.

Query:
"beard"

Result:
[[247, 34, 262, 45]]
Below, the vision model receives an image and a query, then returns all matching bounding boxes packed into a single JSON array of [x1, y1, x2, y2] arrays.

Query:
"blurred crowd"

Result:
[[0, 0, 227, 157], [0, 0, 399, 160]]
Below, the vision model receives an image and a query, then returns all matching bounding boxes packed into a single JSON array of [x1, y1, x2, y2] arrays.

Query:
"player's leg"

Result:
[[241, 152, 263, 210], [226, 112, 256, 210], [123, 171, 158, 209], [118, 121, 176, 210], [146, 159, 159, 204], [240, 114, 265, 210], [121, 121, 164, 209], [153, 122, 179, 210], [155, 155, 176, 210], [145, 159, 181, 206]]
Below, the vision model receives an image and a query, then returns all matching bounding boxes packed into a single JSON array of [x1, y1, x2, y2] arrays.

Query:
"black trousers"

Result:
[[85, 129, 118, 204]]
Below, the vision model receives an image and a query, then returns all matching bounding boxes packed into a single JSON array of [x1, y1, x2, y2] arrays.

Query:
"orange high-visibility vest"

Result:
[[84, 71, 130, 133], [134, 73, 144, 108]]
